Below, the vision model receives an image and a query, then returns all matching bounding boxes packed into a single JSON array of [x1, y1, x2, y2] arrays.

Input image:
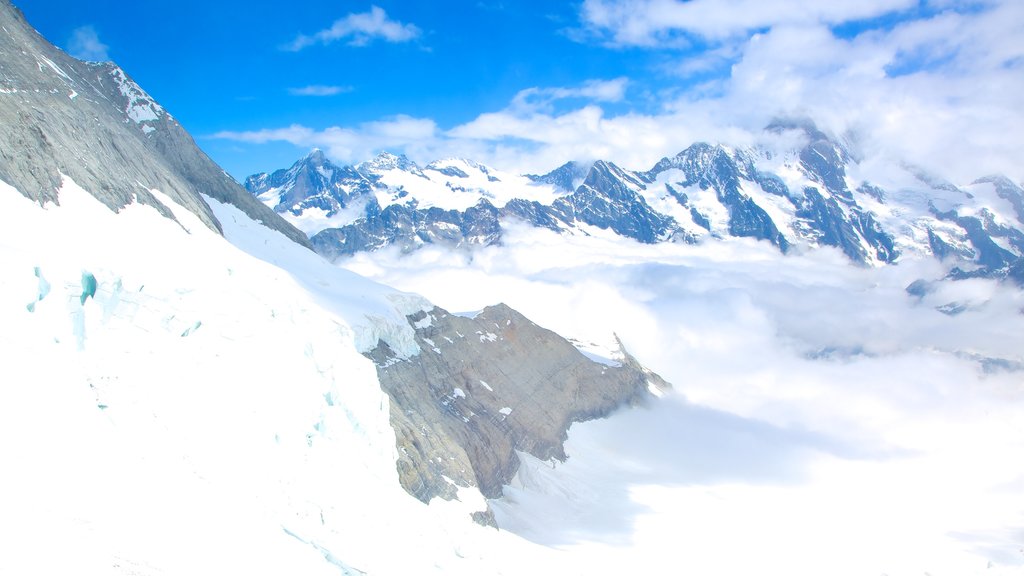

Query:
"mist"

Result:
[[341, 222, 1024, 575]]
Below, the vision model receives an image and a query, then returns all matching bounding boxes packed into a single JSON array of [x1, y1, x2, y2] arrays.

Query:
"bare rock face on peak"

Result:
[[366, 303, 670, 503], [0, 0, 310, 248]]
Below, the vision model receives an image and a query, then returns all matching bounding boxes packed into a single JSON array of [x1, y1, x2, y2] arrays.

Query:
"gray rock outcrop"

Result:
[[366, 303, 670, 502], [0, 0, 309, 247]]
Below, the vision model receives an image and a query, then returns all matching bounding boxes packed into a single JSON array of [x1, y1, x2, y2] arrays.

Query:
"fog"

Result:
[[341, 224, 1024, 575]]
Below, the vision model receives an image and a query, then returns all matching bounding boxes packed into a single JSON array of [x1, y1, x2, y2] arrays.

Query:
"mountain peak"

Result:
[[0, 0, 311, 247], [301, 147, 328, 165], [527, 160, 593, 193], [360, 151, 420, 173]]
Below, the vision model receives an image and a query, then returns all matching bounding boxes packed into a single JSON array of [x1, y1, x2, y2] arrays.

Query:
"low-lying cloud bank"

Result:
[[341, 224, 1024, 575]]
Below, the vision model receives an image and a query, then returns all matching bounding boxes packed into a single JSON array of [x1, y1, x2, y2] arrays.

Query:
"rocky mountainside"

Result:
[[0, 0, 309, 247], [0, 0, 669, 527], [249, 121, 1024, 283], [366, 304, 668, 506]]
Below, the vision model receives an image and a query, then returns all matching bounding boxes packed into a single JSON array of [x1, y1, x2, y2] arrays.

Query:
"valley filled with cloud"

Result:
[[342, 222, 1024, 575]]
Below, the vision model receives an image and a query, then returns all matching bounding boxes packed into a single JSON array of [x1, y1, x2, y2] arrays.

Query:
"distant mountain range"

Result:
[[246, 120, 1024, 284]]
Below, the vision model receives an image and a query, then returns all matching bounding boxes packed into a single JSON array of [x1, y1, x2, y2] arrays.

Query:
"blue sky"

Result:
[[16, 0, 1024, 182]]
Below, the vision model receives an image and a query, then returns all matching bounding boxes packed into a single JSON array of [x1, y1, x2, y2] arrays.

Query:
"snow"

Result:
[[275, 197, 375, 237], [498, 407, 513, 416], [739, 179, 797, 235], [0, 176, 572, 575], [569, 337, 624, 367], [342, 211, 1024, 576], [36, 55, 73, 84], [365, 157, 563, 213], [962, 181, 1021, 229], [478, 380, 494, 392], [640, 169, 712, 238], [109, 65, 163, 125]]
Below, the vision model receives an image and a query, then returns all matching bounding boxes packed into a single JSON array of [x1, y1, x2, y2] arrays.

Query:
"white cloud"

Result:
[[212, 115, 440, 165], [212, 78, 689, 175], [288, 85, 353, 97], [579, 0, 918, 45], [67, 25, 109, 61], [509, 77, 630, 111], [220, 2, 1024, 183], [339, 220, 1024, 575], [284, 6, 421, 51]]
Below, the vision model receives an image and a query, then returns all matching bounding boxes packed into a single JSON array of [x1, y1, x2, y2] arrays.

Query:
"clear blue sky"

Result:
[[13, 1, 1024, 183]]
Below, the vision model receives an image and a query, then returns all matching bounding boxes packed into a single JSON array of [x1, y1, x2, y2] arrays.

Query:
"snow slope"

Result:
[[0, 176, 566, 575]]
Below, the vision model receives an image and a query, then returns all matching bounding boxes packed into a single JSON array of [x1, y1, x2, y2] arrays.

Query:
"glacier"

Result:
[[0, 176, 573, 575]]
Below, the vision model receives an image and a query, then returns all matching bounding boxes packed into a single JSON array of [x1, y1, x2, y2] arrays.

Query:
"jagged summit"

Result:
[[248, 122, 1024, 282], [304, 147, 327, 163], [765, 115, 832, 142], [359, 150, 421, 174], [527, 160, 593, 193]]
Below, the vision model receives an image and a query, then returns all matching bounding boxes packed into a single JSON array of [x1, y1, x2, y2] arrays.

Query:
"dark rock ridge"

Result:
[[246, 148, 372, 218], [642, 142, 791, 251], [249, 127, 1023, 284], [248, 152, 691, 256], [0, 0, 309, 247], [526, 160, 592, 192], [548, 160, 683, 243], [365, 303, 669, 502], [311, 198, 502, 259]]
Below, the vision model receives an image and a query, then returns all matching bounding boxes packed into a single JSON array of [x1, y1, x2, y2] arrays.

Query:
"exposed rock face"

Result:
[[311, 198, 503, 259], [0, 0, 309, 247], [246, 148, 372, 219], [548, 160, 683, 243], [247, 116, 1024, 285], [644, 143, 791, 251], [526, 160, 592, 193], [366, 303, 669, 502]]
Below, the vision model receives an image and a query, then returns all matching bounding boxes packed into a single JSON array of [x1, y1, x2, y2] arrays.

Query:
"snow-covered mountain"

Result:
[[0, 1, 668, 573], [250, 121, 1024, 283], [6, 1, 1024, 574], [0, 0, 308, 247]]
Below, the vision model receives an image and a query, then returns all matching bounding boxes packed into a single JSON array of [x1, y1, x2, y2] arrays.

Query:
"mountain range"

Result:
[[4, 0, 1023, 573], [247, 122, 1024, 284]]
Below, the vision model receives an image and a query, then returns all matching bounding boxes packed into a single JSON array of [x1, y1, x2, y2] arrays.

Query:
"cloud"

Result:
[[339, 217, 1024, 575], [509, 77, 630, 111], [220, 2, 1024, 183], [212, 78, 679, 174], [578, 0, 918, 45], [288, 85, 353, 97], [67, 25, 109, 61], [284, 6, 421, 51], [212, 115, 440, 165]]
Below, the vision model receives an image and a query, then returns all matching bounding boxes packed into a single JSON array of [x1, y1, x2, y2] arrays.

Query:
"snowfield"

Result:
[[2, 173, 1023, 575], [0, 177, 565, 575]]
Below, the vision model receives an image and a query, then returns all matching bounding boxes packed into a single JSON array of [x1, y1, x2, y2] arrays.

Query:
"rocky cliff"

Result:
[[0, 0, 309, 247], [366, 303, 669, 503]]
